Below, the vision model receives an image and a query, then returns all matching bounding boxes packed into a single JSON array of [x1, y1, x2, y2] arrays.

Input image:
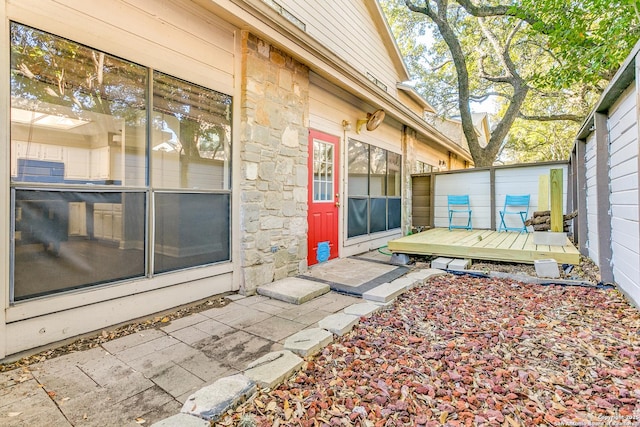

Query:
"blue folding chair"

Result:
[[498, 194, 530, 233], [447, 195, 472, 230]]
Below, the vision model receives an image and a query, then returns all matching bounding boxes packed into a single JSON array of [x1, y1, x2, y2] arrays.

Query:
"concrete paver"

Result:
[[318, 313, 360, 336], [181, 374, 255, 421], [257, 277, 330, 304], [284, 328, 333, 356], [0, 253, 433, 427], [244, 315, 309, 342], [244, 350, 303, 389]]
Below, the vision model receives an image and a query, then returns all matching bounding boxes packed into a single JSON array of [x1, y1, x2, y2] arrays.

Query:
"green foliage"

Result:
[[380, 0, 639, 165], [519, 0, 640, 89]]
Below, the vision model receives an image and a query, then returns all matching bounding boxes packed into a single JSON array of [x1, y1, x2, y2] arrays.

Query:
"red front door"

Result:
[[307, 129, 340, 266]]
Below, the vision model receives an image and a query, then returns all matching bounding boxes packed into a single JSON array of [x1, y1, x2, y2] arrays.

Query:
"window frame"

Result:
[[8, 22, 233, 302]]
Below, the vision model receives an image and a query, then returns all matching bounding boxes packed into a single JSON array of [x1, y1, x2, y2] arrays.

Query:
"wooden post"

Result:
[[550, 168, 563, 232], [538, 174, 549, 212]]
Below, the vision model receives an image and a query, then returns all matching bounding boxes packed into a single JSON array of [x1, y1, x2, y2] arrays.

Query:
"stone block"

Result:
[[534, 259, 560, 278], [447, 259, 472, 270], [152, 413, 210, 427], [389, 276, 418, 290], [533, 231, 568, 246], [318, 313, 360, 336], [244, 350, 304, 389], [362, 281, 407, 303], [390, 253, 411, 265], [343, 302, 381, 318], [181, 374, 256, 421], [284, 328, 333, 357], [431, 257, 453, 270]]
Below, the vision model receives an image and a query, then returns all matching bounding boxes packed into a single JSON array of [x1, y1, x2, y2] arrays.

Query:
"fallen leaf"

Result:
[[7, 412, 22, 417], [135, 417, 146, 424]]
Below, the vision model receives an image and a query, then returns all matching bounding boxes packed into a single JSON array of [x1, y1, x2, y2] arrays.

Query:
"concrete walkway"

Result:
[[0, 290, 362, 426], [0, 251, 446, 426]]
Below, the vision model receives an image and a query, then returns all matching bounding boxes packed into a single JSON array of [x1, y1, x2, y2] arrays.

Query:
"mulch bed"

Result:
[[216, 274, 640, 426]]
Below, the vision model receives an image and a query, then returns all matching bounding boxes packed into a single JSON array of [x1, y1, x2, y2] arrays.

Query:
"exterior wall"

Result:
[[608, 85, 640, 302], [431, 163, 569, 231], [584, 132, 600, 263], [402, 128, 418, 234], [308, 72, 404, 257], [1, 0, 238, 358], [280, 0, 401, 97], [239, 33, 310, 294], [414, 136, 451, 171], [494, 164, 568, 230], [434, 170, 491, 229]]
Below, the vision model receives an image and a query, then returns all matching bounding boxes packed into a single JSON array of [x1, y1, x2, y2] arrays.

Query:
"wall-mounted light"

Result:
[[342, 120, 352, 131]]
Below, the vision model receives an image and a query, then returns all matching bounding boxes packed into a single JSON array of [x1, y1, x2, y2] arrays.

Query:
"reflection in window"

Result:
[[154, 193, 230, 274], [347, 140, 401, 238], [12, 189, 146, 301], [151, 71, 231, 190], [9, 23, 233, 301], [416, 160, 435, 174], [313, 140, 333, 202], [10, 23, 147, 187]]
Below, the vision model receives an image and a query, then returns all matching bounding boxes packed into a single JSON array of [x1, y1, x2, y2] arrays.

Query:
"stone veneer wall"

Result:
[[402, 126, 418, 236], [239, 32, 310, 294]]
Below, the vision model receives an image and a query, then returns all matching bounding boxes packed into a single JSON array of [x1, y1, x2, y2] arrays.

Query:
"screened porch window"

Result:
[[9, 23, 232, 301], [347, 139, 401, 238]]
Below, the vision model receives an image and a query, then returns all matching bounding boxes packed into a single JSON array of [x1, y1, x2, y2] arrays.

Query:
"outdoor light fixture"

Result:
[[342, 120, 352, 131], [356, 109, 385, 134]]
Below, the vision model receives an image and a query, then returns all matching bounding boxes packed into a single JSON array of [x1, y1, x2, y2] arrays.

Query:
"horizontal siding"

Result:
[[282, 0, 400, 97], [433, 171, 491, 229], [584, 132, 600, 263], [607, 85, 639, 298], [309, 73, 402, 154], [494, 165, 568, 231], [8, 0, 235, 93]]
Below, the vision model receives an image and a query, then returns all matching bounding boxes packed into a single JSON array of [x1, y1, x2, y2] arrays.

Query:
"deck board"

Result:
[[389, 228, 580, 265]]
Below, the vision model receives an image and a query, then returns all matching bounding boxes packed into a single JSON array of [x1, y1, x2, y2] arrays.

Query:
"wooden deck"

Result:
[[388, 228, 581, 265]]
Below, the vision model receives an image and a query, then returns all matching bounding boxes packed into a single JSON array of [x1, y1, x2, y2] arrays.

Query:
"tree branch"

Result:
[[456, 0, 543, 30], [469, 92, 510, 102], [518, 112, 584, 123]]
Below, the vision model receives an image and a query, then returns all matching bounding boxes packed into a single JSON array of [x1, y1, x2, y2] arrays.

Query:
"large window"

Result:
[[347, 140, 401, 238], [9, 23, 232, 301]]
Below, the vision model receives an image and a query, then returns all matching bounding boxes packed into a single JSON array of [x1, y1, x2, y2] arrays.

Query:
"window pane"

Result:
[[347, 197, 368, 238], [10, 23, 147, 187], [387, 152, 401, 196], [370, 197, 387, 233], [370, 147, 386, 196], [313, 140, 333, 202], [154, 192, 230, 274], [151, 72, 231, 190], [388, 198, 401, 229], [13, 189, 146, 301], [348, 140, 369, 196]]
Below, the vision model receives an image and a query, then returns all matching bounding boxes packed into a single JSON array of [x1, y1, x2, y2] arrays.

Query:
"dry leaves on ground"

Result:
[[0, 296, 231, 372], [217, 275, 640, 426]]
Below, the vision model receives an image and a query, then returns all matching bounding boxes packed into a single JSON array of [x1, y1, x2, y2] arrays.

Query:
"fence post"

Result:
[[550, 169, 563, 232]]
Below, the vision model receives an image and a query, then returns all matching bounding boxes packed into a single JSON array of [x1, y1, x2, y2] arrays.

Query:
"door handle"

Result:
[[335, 202, 341, 207]]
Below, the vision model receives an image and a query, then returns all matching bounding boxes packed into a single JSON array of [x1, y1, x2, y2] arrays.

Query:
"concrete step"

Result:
[[257, 277, 330, 304]]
